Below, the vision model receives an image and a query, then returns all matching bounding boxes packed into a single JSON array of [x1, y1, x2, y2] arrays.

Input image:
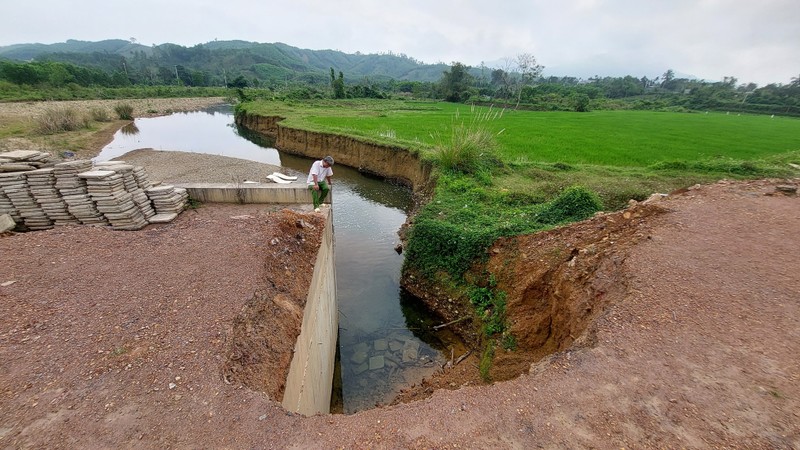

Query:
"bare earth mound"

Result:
[[1, 175, 798, 448]]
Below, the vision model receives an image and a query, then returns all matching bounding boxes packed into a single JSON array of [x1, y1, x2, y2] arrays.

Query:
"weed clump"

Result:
[[90, 108, 111, 122], [36, 107, 89, 134], [431, 105, 504, 174], [536, 186, 603, 224], [114, 103, 134, 120]]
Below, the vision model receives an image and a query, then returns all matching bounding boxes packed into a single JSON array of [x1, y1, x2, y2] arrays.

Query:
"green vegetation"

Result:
[[35, 107, 89, 134], [479, 342, 495, 382], [113, 103, 134, 120]]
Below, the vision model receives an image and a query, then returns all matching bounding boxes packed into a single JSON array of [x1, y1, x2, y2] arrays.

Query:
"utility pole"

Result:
[[174, 65, 179, 82]]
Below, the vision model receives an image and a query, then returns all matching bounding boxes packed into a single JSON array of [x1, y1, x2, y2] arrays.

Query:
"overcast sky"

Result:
[[2, 0, 798, 86]]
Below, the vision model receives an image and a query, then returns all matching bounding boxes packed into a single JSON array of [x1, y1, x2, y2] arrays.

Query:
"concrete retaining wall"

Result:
[[282, 208, 337, 415], [176, 182, 329, 205], [184, 183, 337, 416]]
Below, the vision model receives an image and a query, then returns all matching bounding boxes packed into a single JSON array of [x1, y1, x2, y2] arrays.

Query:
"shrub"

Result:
[[113, 103, 134, 120], [405, 217, 498, 279], [536, 186, 603, 224], [36, 107, 88, 134], [90, 108, 111, 122]]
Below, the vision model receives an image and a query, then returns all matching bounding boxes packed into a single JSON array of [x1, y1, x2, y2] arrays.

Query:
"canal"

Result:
[[97, 105, 457, 413]]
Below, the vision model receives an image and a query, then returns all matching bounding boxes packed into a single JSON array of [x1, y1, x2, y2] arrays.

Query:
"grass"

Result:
[[239, 99, 800, 168], [35, 107, 90, 134], [114, 103, 134, 120]]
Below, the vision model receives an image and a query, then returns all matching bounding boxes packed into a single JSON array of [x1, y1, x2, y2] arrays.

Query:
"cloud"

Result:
[[2, 0, 797, 85]]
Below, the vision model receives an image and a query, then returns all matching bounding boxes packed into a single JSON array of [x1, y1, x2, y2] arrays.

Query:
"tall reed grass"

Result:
[[431, 105, 505, 174], [36, 107, 89, 134]]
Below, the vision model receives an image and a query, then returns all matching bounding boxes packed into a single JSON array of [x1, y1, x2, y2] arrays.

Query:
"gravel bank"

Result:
[[114, 148, 305, 185]]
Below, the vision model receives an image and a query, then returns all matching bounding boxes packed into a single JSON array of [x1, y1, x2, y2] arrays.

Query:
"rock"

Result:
[[776, 185, 797, 194], [394, 243, 403, 254], [350, 350, 368, 365], [369, 355, 385, 370], [402, 340, 420, 362], [168, 383, 177, 390], [373, 339, 388, 351], [388, 340, 403, 352], [353, 362, 369, 375], [642, 193, 668, 204], [0, 214, 15, 232], [352, 342, 369, 354]]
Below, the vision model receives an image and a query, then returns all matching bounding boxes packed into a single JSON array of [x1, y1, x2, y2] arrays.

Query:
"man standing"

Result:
[[307, 156, 334, 212]]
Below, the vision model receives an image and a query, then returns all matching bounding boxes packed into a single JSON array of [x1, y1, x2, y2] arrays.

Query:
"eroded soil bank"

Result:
[[235, 112, 432, 191]]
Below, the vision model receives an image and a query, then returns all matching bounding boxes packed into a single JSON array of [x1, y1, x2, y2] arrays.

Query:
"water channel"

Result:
[[96, 105, 457, 413]]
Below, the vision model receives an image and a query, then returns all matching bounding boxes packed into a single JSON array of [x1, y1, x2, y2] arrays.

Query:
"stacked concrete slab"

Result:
[[0, 172, 25, 223], [0, 150, 52, 172], [113, 164, 156, 221], [145, 185, 189, 223], [79, 170, 150, 231], [3, 173, 52, 230], [53, 160, 107, 225], [1, 150, 190, 232], [26, 168, 78, 226]]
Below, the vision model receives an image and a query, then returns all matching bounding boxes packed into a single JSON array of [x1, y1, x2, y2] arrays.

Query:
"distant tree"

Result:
[[330, 67, 345, 99], [228, 75, 249, 89], [791, 74, 800, 87], [661, 69, 676, 90], [490, 68, 513, 99], [439, 62, 474, 102], [573, 93, 590, 112], [514, 53, 544, 108]]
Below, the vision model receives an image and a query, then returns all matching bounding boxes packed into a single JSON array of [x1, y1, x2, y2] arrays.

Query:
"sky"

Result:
[[1, 0, 798, 86]]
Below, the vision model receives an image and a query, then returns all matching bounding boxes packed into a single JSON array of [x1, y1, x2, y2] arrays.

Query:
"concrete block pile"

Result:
[[0, 150, 52, 172], [0, 152, 188, 232]]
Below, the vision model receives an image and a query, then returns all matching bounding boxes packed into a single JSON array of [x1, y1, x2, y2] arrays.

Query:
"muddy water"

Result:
[[99, 106, 458, 414]]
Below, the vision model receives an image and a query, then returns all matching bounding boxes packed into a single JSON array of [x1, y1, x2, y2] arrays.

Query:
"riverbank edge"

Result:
[[233, 110, 482, 346]]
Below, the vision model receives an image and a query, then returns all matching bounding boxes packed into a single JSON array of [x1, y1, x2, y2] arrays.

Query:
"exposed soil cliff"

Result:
[[235, 112, 432, 191]]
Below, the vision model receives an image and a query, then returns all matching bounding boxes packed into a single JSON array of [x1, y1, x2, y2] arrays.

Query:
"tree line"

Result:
[[1, 52, 798, 116]]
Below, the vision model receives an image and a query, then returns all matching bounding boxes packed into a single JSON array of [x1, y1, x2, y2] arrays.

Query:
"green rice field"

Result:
[[242, 100, 800, 168]]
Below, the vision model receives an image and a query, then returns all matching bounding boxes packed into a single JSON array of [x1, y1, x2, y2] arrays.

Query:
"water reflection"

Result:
[[120, 122, 140, 135], [96, 105, 281, 164]]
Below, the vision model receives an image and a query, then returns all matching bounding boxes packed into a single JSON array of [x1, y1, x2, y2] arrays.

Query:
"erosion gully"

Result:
[[97, 105, 462, 413]]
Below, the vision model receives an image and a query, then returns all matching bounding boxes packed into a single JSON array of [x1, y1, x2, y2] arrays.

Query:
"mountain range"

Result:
[[0, 39, 458, 84]]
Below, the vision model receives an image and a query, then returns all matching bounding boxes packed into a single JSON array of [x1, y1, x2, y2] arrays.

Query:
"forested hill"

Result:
[[0, 39, 451, 85]]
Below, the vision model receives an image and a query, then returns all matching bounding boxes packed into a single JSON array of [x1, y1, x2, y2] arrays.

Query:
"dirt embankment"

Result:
[[235, 112, 432, 191], [397, 199, 667, 395]]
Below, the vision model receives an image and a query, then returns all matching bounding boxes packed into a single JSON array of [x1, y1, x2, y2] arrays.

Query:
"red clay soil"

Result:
[[1, 178, 799, 448]]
